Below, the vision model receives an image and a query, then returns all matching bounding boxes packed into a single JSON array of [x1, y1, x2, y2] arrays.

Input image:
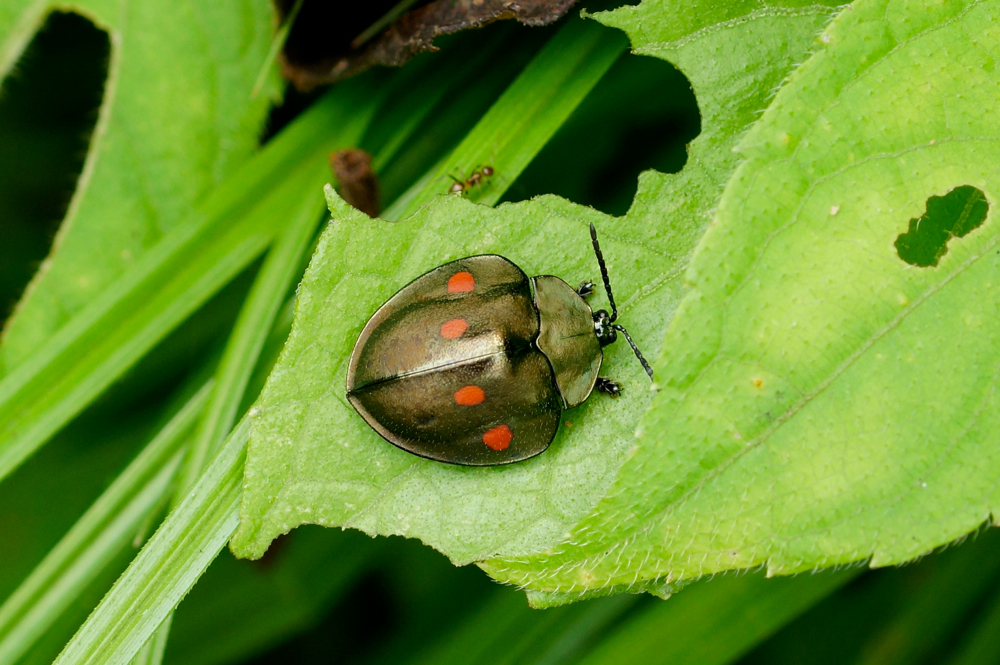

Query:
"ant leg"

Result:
[[595, 377, 621, 398], [577, 281, 595, 298]]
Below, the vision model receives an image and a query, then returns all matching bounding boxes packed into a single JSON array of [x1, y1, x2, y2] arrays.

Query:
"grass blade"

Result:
[[52, 417, 250, 665], [385, 12, 628, 219], [177, 181, 328, 493], [0, 76, 381, 484], [0, 382, 212, 664], [577, 571, 858, 665], [132, 148, 331, 665]]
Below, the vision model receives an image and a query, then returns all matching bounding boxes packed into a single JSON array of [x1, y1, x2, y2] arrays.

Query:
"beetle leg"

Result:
[[577, 281, 595, 298], [595, 377, 622, 397]]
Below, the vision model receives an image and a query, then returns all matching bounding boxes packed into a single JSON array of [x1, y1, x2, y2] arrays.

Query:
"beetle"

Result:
[[346, 223, 653, 466]]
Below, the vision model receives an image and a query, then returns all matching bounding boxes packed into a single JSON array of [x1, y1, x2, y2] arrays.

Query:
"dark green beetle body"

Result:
[[346, 224, 652, 466]]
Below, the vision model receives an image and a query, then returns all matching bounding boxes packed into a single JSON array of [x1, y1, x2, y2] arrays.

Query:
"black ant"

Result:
[[448, 165, 495, 195]]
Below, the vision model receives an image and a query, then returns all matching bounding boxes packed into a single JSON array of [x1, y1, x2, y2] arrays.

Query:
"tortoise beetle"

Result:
[[346, 223, 653, 466]]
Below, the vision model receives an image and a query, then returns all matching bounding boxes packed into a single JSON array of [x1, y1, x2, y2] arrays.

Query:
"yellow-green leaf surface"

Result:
[[232, 0, 841, 569], [486, 0, 1000, 594], [0, 0, 275, 372]]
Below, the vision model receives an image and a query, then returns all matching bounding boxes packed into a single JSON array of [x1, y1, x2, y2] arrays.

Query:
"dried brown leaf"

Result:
[[281, 0, 577, 90]]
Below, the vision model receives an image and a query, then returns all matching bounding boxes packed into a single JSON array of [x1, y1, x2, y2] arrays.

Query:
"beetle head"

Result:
[[593, 309, 617, 347], [589, 223, 654, 381]]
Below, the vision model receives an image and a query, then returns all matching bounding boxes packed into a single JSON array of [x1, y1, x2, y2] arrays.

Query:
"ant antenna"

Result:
[[613, 323, 654, 379], [590, 222, 618, 322]]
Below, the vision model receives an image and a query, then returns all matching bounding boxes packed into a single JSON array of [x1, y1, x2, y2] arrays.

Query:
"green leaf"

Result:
[[230, 15, 641, 564], [487, 0, 1000, 594], [234, 188, 665, 566], [0, 78, 380, 484], [0, 2, 47, 80], [0, 0, 276, 373], [231, 0, 842, 582]]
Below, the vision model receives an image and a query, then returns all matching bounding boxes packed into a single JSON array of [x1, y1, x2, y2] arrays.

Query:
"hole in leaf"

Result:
[[894, 185, 989, 267], [0, 12, 110, 323], [501, 52, 701, 216]]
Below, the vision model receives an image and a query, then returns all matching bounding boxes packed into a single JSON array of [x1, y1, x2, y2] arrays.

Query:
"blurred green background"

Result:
[[3, 6, 1000, 665]]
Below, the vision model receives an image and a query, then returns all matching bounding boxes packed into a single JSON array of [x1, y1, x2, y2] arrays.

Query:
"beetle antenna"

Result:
[[590, 222, 618, 322], [612, 324, 654, 380]]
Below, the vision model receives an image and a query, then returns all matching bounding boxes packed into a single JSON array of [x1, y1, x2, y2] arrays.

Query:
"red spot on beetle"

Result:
[[454, 385, 485, 406], [448, 271, 475, 293], [483, 424, 513, 451], [440, 318, 468, 339]]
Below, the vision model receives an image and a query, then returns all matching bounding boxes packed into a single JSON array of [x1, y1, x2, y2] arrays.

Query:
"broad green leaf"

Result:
[[232, 190, 663, 566], [0, 2, 46, 79], [0, 78, 381, 485], [0, 0, 276, 373], [231, 0, 841, 578], [230, 15, 642, 564], [487, 0, 1000, 594]]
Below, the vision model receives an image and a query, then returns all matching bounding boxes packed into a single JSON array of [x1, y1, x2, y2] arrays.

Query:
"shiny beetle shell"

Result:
[[346, 255, 603, 466]]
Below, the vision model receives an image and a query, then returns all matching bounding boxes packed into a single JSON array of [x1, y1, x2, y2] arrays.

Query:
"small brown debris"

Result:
[[331, 149, 381, 218]]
